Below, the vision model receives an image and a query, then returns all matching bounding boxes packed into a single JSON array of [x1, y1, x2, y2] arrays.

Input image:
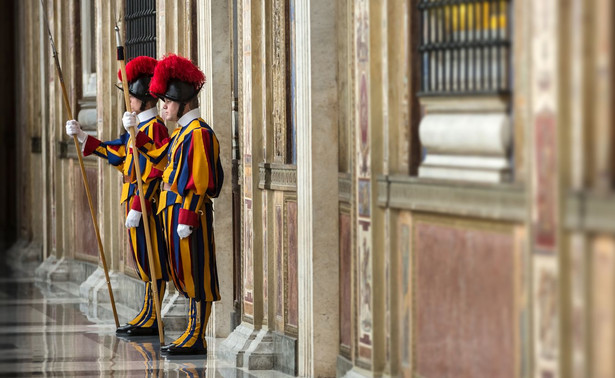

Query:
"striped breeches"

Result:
[[162, 203, 220, 301], [126, 197, 170, 282]]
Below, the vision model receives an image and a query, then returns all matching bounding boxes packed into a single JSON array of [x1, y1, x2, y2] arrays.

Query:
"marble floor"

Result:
[[0, 263, 289, 377]]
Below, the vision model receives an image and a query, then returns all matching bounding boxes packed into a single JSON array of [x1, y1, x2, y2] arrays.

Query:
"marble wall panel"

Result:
[[244, 199, 254, 317], [591, 236, 615, 378], [534, 110, 557, 250], [530, 0, 558, 252], [414, 221, 515, 378], [241, 0, 254, 320], [398, 211, 413, 377], [286, 200, 298, 331], [533, 255, 558, 375], [357, 220, 372, 361], [262, 193, 268, 324], [74, 166, 98, 260], [275, 201, 284, 330], [339, 211, 352, 353], [354, 0, 372, 363], [530, 0, 559, 375]]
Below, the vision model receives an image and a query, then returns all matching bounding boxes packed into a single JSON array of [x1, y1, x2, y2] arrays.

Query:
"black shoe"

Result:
[[160, 343, 175, 352], [166, 344, 207, 355], [126, 326, 159, 336], [116, 324, 136, 334]]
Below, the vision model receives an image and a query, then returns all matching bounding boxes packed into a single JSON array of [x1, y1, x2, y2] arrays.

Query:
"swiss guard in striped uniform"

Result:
[[65, 56, 170, 337], [126, 54, 223, 355]]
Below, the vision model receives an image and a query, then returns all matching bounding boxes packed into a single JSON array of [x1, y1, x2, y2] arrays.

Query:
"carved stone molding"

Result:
[[566, 191, 615, 233], [338, 173, 351, 203], [378, 175, 526, 222], [258, 163, 297, 192]]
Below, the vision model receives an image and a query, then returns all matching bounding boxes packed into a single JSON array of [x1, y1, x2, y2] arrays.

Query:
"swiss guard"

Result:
[[126, 54, 224, 355], [65, 56, 170, 337]]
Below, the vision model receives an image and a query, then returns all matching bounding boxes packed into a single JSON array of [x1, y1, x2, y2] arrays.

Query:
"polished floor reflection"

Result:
[[0, 265, 289, 377]]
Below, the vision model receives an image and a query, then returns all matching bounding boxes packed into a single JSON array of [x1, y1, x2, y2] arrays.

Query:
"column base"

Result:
[[273, 331, 297, 375], [342, 366, 374, 378], [242, 328, 274, 370], [8, 239, 41, 274], [218, 322, 258, 367], [230, 309, 241, 332], [218, 322, 275, 370], [78, 266, 133, 324], [337, 354, 354, 377], [160, 290, 189, 332]]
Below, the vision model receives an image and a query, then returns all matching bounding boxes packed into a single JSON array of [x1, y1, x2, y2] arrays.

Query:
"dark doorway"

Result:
[[0, 1, 17, 251]]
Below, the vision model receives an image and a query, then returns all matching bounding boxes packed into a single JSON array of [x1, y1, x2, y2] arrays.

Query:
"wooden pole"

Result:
[[116, 26, 165, 346], [40, 0, 120, 328]]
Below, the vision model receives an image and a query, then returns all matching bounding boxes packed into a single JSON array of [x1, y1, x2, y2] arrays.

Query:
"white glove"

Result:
[[65, 120, 88, 144], [125, 210, 142, 228], [122, 111, 138, 134], [177, 224, 193, 239]]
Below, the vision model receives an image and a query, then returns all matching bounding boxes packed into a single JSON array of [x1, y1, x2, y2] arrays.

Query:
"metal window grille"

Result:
[[125, 0, 157, 61], [418, 0, 511, 96]]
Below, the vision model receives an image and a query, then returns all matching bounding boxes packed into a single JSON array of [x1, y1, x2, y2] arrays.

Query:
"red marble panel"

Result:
[[275, 204, 284, 329], [286, 201, 298, 329], [398, 216, 412, 369], [74, 166, 98, 259], [339, 212, 352, 351], [244, 199, 254, 316], [534, 110, 557, 250], [262, 194, 268, 323], [415, 222, 515, 378]]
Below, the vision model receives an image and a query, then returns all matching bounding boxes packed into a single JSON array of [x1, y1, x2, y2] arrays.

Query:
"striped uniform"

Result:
[[135, 109, 224, 303], [83, 109, 170, 328]]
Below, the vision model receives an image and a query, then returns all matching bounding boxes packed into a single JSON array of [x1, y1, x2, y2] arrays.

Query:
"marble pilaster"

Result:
[[197, 0, 234, 339], [295, 0, 340, 376]]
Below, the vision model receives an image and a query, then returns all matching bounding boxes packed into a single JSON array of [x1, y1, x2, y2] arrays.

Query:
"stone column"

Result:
[[9, 0, 43, 270], [219, 0, 273, 370], [197, 0, 234, 338], [296, 0, 340, 376]]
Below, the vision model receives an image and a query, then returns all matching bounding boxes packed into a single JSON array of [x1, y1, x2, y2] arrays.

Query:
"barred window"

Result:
[[418, 0, 511, 96], [125, 0, 157, 61]]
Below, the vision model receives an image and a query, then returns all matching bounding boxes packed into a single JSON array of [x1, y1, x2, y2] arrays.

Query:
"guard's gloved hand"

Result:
[[65, 120, 88, 144], [125, 209, 142, 228], [177, 224, 193, 239], [122, 111, 138, 134]]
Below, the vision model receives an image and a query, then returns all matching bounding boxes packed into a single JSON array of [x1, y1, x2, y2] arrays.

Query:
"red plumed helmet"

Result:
[[117, 56, 158, 83], [149, 54, 205, 102], [116, 56, 158, 101]]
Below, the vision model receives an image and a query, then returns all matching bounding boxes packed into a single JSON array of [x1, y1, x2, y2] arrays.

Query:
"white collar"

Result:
[[137, 107, 158, 123], [178, 108, 201, 127]]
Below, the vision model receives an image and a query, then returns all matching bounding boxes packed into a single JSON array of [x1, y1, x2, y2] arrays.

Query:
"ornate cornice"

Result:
[[378, 175, 526, 222], [566, 191, 615, 233], [258, 162, 297, 192]]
